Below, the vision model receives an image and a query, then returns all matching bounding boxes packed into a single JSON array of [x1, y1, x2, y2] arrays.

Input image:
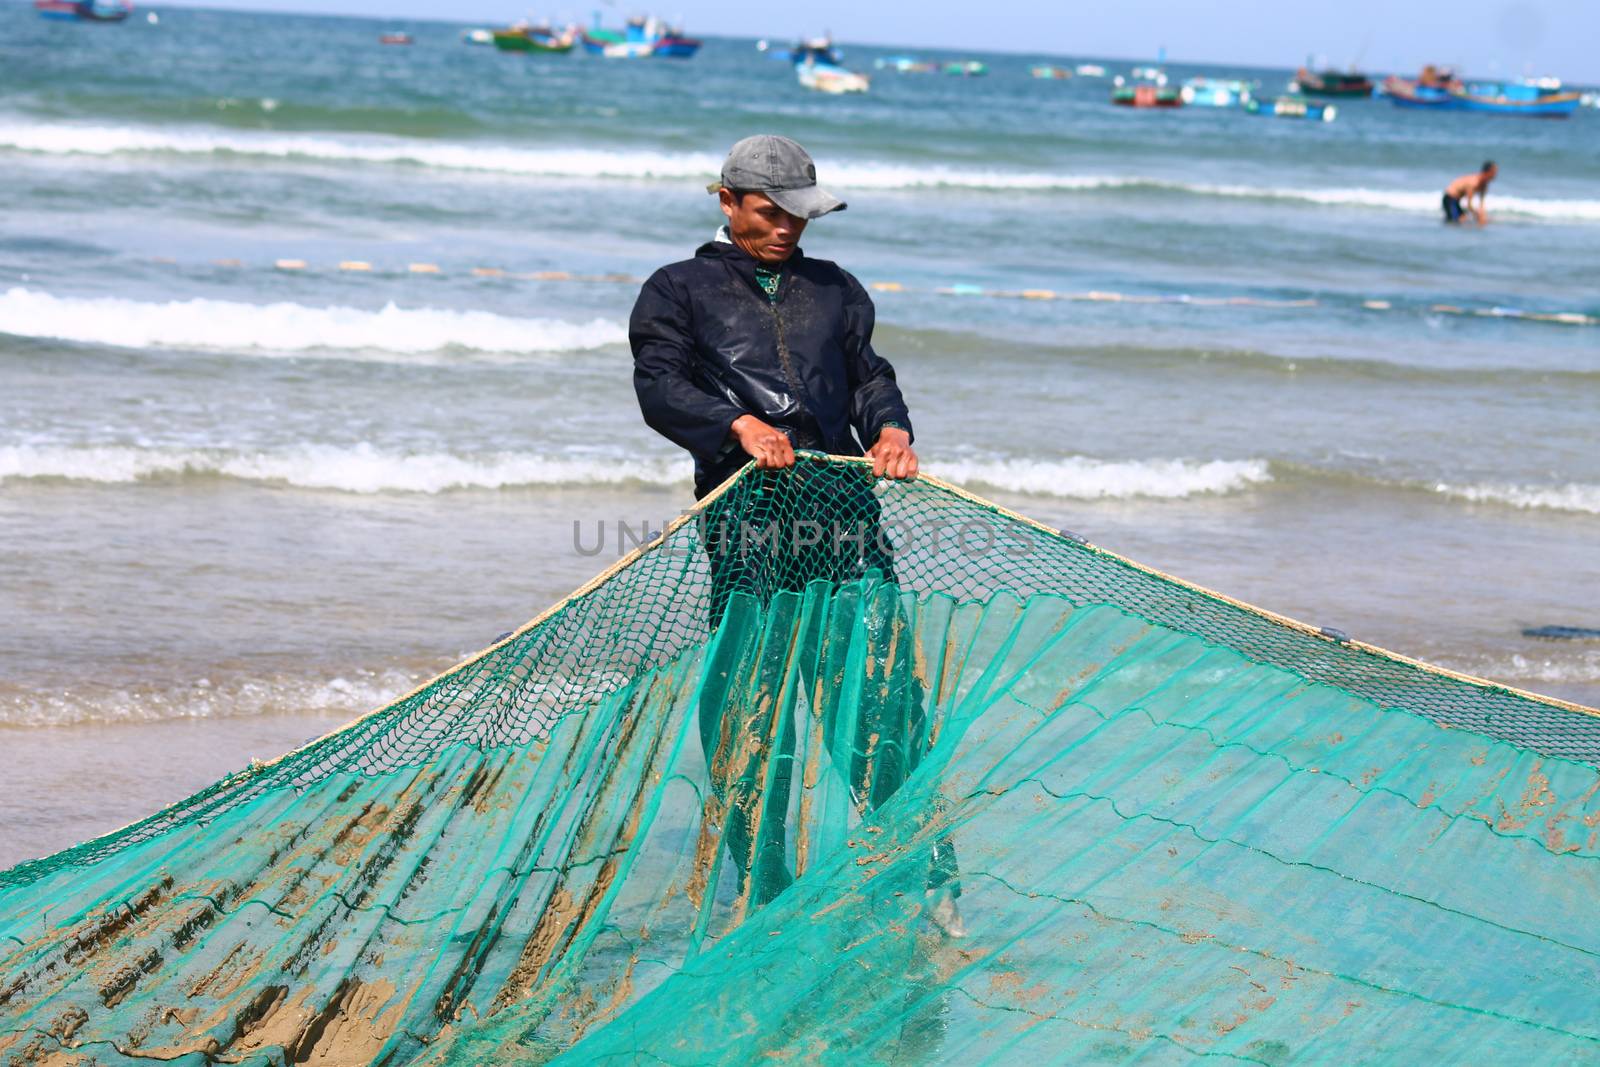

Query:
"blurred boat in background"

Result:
[[1383, 66, 1579, 117], [652, 31, 702, 58], [581, 16, 698, 58], [1453, 80, 1580, 116], [876, 55, 936, 73], [1289, 67, 1374, 98], [1247, 95, 1337, 121], [797, 52, 869, 94], [493, 23, 576, 53], [1030, 65, 1073, 79], [1380, 65, 1459, 108], [33, 0, 131, 22], [764, 37, 868, 93], [1181, 77, 1254, 107], [1113, 83, 1183, 108]]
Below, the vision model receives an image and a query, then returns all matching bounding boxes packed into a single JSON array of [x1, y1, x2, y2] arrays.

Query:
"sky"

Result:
[[143, 0, 1600, 82]]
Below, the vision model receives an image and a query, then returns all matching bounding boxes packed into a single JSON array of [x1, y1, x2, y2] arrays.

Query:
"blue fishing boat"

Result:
[[759, 37, 868, 93], [1246, 95, 1337, 122], [581, 16, 698, 59], [1180, 77, 1253, 108], [1454, 80, 1580, 117], [653, 31, 702, 58], [1383, 79, 1455, 108], [1381, 65, 1460, 108]]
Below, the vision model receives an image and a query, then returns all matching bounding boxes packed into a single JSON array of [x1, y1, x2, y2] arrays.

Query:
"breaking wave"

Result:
[[0, 287, 626, 359], [938, 457, 1273, 499], [0, 444, 692, 494], [0, 445, 1270, 500], [0, 668, 423, 727], [3, 121, 1596, 221], [5, 442, 1596, 513], [1431, 480, 1600, 515]]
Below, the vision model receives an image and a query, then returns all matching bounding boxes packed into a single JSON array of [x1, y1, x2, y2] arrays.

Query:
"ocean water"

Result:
[[1, 5, 1597, 864]]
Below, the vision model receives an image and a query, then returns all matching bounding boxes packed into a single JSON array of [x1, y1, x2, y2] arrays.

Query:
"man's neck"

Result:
[[714, 225, 790, 269]]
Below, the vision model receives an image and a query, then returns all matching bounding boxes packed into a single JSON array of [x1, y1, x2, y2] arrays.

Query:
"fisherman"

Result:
[[632, 133, 922, 625], [629, 134, 962, 934], [1443, 160, 1496, 225]]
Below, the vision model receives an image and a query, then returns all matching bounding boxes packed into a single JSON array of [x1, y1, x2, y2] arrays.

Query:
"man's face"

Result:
[[1484, 165, 1498, 183], [720, 190, 807, 265]]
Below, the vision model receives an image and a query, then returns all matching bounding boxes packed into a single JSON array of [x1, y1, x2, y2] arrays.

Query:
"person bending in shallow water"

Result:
[[1443, 160, 1496, 225], [629, 134, 963, 936]]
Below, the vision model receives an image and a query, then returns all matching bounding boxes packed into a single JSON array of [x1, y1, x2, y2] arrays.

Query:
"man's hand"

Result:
[[868, 426, 918, 480], [731, 414, 795, 469]]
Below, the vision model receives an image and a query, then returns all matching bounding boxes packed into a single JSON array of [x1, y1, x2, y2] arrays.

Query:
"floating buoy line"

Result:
[[145, 255, 1598, 329]]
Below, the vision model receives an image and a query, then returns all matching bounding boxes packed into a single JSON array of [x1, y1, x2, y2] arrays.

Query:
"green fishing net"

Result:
[[4, 456, 1600, 1064]]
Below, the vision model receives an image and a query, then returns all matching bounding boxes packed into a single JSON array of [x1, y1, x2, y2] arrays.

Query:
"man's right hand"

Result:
[[731, 414, 795, 469]]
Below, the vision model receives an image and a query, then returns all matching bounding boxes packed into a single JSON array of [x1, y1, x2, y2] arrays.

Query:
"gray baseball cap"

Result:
[[707, 134, 846, 219]]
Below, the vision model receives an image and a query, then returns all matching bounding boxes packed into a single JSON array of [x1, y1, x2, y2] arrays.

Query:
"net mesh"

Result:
[[3, 456, 1599, 1064]]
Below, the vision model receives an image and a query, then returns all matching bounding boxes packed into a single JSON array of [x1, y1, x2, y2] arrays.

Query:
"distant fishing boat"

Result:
[[1112, 84, 1182, 108], [942, 60, 987, 76], [461, 28, 494, 46], [493, 23, 576, 53], [1030, 65, 1073, 80], [1246, 95, 1337, 122], [379, 32, 412, 45], [33, 0, 131, 22], [876, 56, 936, 73], [582, 16, 698, 58], [797, 53, 869, 94], [652, 33, 702, 58], [772, 38, 868, 93], [1453, 80, 1580, 117], [1380, 65, 1460, 108], [1180, 77, 1253, 108], [1075, 63, 1107, 77], [1381, 77, 1454, 108], [1289, 68, 1374, 98], [1383, 66, 1580, 117]]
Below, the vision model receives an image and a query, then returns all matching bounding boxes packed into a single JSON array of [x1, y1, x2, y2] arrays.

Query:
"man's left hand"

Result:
[[868, 427, 918, 480]]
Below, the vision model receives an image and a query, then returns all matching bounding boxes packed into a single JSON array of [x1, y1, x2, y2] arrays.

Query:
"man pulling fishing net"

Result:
[[630, 134, 963, 936]]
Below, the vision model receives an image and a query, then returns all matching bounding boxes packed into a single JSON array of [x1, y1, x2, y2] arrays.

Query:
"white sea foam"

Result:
[[936, 457, 1273, 499], [0, 287, 626, 359], [4, 122, 1595, 221], [0, 120, 730, 178], [7, 441, 1597, 516], [1189, 182, 1600, 222], [0, 668, 422, 726], [1439, 650, 1600, 689], [1431, 480, 1600, 515], [0, 443, 691, 493], [1, 445, 1265, 499]]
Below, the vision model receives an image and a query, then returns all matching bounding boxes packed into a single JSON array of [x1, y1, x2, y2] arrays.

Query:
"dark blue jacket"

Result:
[[630, 239, 912, 497]]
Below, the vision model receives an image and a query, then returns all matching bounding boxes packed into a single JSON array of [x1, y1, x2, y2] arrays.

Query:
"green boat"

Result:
[[1112, 83, 1183, 108], [492, 24, 575, 53]]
